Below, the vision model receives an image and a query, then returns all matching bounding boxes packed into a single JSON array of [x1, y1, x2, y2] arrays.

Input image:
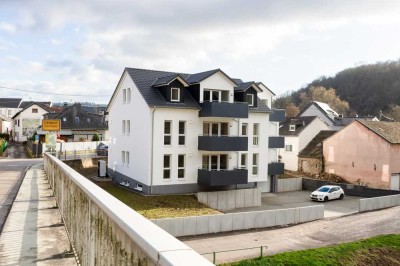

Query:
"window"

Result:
[[32, 108, 38, 113], [178, 121, 185, 145], [203, 122, 229, 136], [203, 89, 226, 102], [74, 117, 80, 123], [123, 89, 127, 104], [164, 121, 171, 145], [285, 145, 293, 152], [122, 151, 130, 166], [63, 117, 66, 122], [240, 153, 247, 169], [127, 88, 131, 103], [289, 125, 296, 131], [126, 120, 130, 135], [253, 123, 259, 146], [178, 154, 185, 178], [252, 153, 258, 175], [87, 117, 91, 123], [202, 155, 228, 170], [171, 88, 180, 102], [163, 155, 171, 179], [7, 110, 11, 117], [247, 94, 254, 106], [241, 123, 248, 136], [122, 120, 126, 134]]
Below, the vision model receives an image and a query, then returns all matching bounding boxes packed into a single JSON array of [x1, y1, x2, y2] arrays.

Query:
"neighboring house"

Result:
[[298, 101, 378, 130], [106, 67, 285, 195], [298, 130, 335, 175], [323, 120, 400, 190], [40, 103, 107, 142], [279, 116, 331, 171], [0, 113, 12, 133], [12, 102, 51, 142], [19, 101, 52, 109], [0, 98, 22, 119]]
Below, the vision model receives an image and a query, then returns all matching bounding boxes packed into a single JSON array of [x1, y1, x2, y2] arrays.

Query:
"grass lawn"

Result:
[[76, 167, 220, 219], [225, 234, 400, 266]]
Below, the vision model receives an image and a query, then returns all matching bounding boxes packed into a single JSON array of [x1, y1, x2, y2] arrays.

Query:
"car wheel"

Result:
[[324, 196, 328, 202], [339, 194, 344, 200]]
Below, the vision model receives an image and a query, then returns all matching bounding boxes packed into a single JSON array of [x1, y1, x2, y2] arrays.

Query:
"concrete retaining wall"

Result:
[[303, 178, 400, 198], [44, 153, 212, 266], [197, 188, 261, 211], [277, 178, 302, 192], [152, 205, 324, 237], [359, 194, 400, 212]]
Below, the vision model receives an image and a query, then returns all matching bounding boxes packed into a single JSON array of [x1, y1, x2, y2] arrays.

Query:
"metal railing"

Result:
[[201, 245, 268, 264]]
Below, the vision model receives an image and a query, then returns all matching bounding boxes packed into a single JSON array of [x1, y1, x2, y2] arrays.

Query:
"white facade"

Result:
[[12, 104, 49, 142], [257, 83, 275, 109], [107, 69, 279, 194], [279, 117, 331, 171]]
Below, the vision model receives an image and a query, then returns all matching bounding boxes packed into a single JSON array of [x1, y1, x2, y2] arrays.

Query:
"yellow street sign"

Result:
[[42, 119, 61, 131]]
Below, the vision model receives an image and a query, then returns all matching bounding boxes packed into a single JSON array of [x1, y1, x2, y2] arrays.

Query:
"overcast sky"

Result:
[[1, 0, 400, 104]]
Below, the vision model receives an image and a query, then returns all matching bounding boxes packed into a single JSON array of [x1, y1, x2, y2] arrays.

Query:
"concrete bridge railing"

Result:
[[44, 153, 212, 266]]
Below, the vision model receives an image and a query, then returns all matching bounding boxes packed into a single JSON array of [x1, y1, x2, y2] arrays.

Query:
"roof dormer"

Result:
[[234, 82, 263, 107], [152, 74, 189, 103]]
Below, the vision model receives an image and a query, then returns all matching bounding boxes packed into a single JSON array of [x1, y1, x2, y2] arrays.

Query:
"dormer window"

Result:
[[171, 88, 180, 102], [247, 94, 254, 106], [289, 125, 296, 131]]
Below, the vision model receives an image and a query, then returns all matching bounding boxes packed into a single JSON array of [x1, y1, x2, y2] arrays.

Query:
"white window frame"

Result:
[[32, 108, 38, 113], [123, 89, 127, 104], [289, 125, 296, 131], [247, 94, 254, 106], [122, 151, 129, 166], [171, 88, 180, 102], [203, 89, 224, 103], [202, 154, 228, 171], [285, 145, 293, 152], [241, 123, 248, 136], [164, 121, 172, 145], [240, 153, 247, 169], [252, 153, 258, 176], [163, 155, 171, 179], [7, 110, 11, 117], [126, 120, 130, 135], [122, 120, 126, 134], [178, 154, 185, 179], [178, 121, 185, 145], [253, 123, 259, 146], [203, 122, 229, 136]]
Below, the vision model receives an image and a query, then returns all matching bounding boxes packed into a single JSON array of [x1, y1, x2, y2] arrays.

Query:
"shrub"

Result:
[[0, 133, 10, 141], [92, 133, 100, 141]]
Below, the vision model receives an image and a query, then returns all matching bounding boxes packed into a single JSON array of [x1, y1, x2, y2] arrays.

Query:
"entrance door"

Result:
[[391, 174, 400, 190]]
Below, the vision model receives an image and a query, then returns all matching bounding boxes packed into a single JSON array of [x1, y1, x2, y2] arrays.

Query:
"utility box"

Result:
[[98, 160, 107, 177]]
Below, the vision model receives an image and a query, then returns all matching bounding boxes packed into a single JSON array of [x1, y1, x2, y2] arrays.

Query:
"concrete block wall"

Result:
[[197, 188, 261, 211], [152, 205, 324, 237], [359, 194, 400, 212], [277, 178, 303, 192]]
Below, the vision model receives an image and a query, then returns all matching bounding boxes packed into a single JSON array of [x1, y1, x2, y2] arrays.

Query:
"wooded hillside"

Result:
[[276, 60, 400, 116]]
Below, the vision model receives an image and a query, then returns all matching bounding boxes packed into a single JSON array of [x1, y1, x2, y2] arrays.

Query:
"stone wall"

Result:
[[298, 157, 322, 175]]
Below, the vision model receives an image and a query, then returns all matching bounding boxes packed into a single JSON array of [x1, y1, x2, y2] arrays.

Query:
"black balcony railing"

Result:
[[270, 109, 285, 122], [268, 136, 285, 149], [198, 136, 248, 151], [199, 101, 248, 118], [268, 162, 284, 175], [198, 168, 248, 186]]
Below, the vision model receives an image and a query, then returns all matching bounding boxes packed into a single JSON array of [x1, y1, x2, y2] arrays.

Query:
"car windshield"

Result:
[[317, 187, 330, 192]]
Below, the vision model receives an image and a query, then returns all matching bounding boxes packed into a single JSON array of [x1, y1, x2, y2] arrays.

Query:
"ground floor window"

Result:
[[178, 154, 185, 178], [252, 153, 258, 175], [163, 155, 171, 179]]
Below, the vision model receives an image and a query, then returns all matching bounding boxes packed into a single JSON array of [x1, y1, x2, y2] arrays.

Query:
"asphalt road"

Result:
[[0, 143, 42, 233], [183, 206, 400, 264]]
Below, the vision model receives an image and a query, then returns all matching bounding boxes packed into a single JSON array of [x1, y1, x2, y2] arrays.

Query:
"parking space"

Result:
[[224, 190, 362, 218]]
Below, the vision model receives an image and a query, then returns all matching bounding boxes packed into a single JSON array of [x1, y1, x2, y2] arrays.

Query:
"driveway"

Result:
[[183, 205, 400, 264], [225, 191, 361, 218]]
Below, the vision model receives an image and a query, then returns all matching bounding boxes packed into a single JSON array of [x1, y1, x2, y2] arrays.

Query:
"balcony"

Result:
[[270, 109, 286, 122], [198, 136, 248, 151], [198, 168, 248, 186], [199, 101, 248, 118], [269, 136, 285, 149], [268, 162, 284, 175]]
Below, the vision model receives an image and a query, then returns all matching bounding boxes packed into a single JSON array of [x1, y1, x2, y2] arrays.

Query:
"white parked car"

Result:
[[310, 185, 344, 202]]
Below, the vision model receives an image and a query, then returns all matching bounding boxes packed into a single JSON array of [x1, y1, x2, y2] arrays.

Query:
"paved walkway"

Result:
[[0, 164, 77, 265]]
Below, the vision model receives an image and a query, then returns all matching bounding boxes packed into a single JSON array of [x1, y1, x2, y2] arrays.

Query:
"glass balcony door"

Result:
[[203, 122, 229, 136], [202, 155, 228, 170]]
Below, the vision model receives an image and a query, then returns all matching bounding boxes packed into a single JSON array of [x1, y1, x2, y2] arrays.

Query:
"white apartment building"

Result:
[[0, 98, 22, 120], [107, 68, 285, 195]]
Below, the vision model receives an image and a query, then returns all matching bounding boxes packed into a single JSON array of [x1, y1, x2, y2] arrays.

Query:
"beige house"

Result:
[[323, 120, 400, 190]]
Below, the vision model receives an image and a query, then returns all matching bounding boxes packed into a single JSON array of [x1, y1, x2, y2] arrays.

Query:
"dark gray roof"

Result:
[[249, 97, 271, 113], [152, 73, 188, 87], [279, 116, 318, 136], [334, 115, 376, 127], [125, 68, 200, 110], [0, 98, 22, 108], [232, 78, 244, 85], [12, 102, 52, 119], [298, 130, 336, 158], [234, 81, 257, 92], [357, 120, 400, 144], [19, 101, 51, 109], [185, 69, 220, 84]]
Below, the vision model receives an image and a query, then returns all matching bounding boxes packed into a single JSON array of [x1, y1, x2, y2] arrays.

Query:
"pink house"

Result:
[[323, 120, 400, 190]]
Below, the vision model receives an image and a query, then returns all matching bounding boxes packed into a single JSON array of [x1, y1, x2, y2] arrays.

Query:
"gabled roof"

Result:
[[186, 69, 238, 85], [334, 115, 377, 127], [279, 116, 319, 136], [232, 78, 244, 85], [19, 101, 51, 109], [12, 102, 52, 119], [256, 82, 276, 96], [299, 130, 336, 158], [152, 73, 189, 87], [357, 120, 400, 144], [297, 101, 338, 123], [0, 98, 22, 108], [234, 81, 263, 92]]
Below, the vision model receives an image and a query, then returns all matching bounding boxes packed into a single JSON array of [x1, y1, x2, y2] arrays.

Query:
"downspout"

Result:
[[150, 107, 156, 195]]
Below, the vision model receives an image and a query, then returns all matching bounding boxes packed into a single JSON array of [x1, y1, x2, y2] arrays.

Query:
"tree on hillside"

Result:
[[285, 103, 300, 117], [299, 86, 350, 115]]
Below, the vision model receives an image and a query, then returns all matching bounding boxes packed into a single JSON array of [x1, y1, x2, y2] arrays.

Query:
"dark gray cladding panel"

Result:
[[269, 136, 285, 149], [198, 136, 248, 151], [199, 102, 248, 118], [198, 169, 248, 186], [268, 162, 284, 175], [270, 109, 286, 122]]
